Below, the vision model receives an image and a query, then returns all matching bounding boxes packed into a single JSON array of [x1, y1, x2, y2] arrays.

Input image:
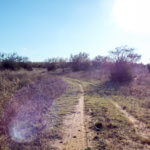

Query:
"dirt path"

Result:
[[111, 101, 150, 140], [54, 84, 87, 150], [62, 84, 86, 150]]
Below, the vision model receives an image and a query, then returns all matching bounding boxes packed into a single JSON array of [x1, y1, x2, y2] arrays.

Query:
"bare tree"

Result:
[[109, 46, 141, 83], [110, 46, 141, 63], [70, 52, 91, 71]]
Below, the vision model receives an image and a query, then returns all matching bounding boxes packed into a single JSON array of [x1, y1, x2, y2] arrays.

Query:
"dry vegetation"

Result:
[[0, 47, 150, 150], [0, 70, 82, 150], [0, 69, 44, 117], [68, 74, 150, 149]]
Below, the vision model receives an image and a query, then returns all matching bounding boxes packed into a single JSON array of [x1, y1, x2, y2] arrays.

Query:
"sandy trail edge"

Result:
[[111, 101, 150, 140], [53, 84, 87, 150], [63, 84, 86, 150]]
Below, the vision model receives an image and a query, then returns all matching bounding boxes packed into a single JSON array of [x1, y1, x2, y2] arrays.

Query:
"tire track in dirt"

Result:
[[54, 84, 87, 150], [111, 101, 150, 140], [62, 84, 86, 150]]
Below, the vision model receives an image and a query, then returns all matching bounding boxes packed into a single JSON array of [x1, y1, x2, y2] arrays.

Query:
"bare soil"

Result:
[[53, 84, 87, 150]]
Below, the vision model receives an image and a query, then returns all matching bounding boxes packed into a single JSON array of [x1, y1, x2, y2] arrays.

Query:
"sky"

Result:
[[0, 0, 150, 63]]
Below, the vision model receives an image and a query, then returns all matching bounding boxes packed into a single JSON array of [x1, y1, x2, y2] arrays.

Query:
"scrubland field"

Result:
[[0, 49, 150, 150]]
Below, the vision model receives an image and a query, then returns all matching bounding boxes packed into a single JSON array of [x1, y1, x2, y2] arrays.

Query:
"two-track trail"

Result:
[[111, 101, 150, 140]]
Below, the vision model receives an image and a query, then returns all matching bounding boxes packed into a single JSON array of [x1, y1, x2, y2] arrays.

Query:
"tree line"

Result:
[[1, 46, 149, 84]]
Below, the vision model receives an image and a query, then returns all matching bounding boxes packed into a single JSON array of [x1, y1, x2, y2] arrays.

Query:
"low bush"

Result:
[[92, 55, 103, 69], [0, 60, 20, 70], [19, 62, 33, 71], [110, 61, 133, 83], [47, 63, 57, 71], [147, 64, 150, 73], [70, 52, 91, 71], [0, 53, 32, 71]]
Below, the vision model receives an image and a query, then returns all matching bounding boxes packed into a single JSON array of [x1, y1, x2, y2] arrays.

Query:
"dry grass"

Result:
[[109, 69, 150, 128], [0, 73, 81, 150], [69, 79, 150, 150], [50, 65, 150, 149], [1, 64, 150, 150], [0, 69, 44, 116], [0, 69, 46, 149], [112, 96, 150, 128]]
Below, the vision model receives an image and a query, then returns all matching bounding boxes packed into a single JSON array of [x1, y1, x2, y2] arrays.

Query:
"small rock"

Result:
[[94, 122, 103, 131], [93, 136, 99, 141]]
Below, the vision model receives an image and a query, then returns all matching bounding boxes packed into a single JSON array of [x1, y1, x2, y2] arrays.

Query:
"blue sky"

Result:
[[0, 0, 150, 63]]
